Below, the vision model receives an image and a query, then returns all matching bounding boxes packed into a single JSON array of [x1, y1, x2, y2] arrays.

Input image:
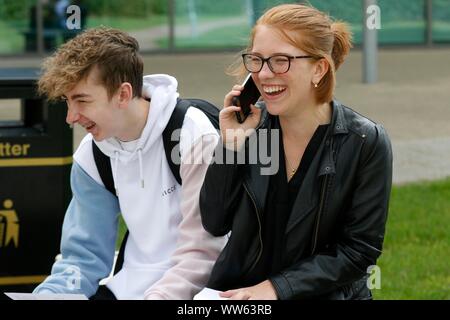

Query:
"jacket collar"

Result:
[[317, 100, 349, 176], [243, 100, 349, 212], [330, 100, 348, 135]]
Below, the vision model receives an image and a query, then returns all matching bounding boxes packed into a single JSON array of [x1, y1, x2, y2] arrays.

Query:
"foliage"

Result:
[[0, 0, 33, 20], [0, 0, 167, 20]]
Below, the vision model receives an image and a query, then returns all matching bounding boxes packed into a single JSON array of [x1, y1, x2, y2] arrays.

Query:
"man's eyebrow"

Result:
[[69, 93, 92, 100]]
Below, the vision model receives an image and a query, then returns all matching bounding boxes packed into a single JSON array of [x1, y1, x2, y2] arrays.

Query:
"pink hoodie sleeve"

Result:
[[144, 133, 227, 300]]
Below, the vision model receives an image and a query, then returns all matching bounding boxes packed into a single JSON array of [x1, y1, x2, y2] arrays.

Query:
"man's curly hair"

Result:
[[38, 27, 143, 101]]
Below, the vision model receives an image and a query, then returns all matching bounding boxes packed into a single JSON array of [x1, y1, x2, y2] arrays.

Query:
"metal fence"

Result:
[[0, 0, 448, 55]]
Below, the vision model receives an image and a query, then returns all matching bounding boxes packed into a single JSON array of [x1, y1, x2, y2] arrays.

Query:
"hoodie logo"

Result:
[[162, 184, 177, 197]]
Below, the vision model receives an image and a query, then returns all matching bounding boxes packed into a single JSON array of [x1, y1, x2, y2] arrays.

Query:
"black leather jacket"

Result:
[[199, 100, 393, 300]]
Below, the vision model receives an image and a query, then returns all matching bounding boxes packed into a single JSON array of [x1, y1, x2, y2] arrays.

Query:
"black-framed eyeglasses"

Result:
[[242, 53, 315, 74]]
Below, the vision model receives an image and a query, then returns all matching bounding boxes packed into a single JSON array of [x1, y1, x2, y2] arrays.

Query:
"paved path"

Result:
[[393, 137, 450, 184]]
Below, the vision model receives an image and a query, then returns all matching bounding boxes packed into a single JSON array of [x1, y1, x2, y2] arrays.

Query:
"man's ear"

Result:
[[312, 58, 329, 85], [117, 82, 133, 108]]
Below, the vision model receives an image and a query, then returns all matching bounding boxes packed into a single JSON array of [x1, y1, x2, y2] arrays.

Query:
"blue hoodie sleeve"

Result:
[[33, 161, 120, 297]]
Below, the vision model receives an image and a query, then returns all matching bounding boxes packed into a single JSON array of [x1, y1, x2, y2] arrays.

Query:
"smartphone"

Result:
[[232, 74, 261, 123]]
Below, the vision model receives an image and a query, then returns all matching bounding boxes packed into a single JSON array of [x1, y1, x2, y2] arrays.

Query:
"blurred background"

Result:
[[0, 0, 449, 54], [0, 0, 449, 300]]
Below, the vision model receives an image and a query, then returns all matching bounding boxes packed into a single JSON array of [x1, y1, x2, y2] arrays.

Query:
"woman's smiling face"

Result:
[[250, 25, 319, 117]]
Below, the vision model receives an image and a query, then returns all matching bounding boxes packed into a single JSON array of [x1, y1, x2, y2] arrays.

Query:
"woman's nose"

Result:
[[258, 61, 275, 79]]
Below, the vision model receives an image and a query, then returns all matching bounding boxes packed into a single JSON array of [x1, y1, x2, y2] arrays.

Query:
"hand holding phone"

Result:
[[232, 74, 261, 123], [220, 78, 262, 151]]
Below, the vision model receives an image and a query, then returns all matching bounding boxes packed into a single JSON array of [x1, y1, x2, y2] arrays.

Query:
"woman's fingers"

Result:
[[224, 85, 244, 106], [220, 289, 250, 300], [230, 291, 250, 300], [220, 106, 241, 117], [219, 290, 235, 298]]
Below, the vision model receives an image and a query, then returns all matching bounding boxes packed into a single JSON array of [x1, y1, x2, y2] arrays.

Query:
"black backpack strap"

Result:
[[182, 98, 220, 129], [92, 141, 127, 275], [92, 141, 116, 197], [162, 98, 191, 185]]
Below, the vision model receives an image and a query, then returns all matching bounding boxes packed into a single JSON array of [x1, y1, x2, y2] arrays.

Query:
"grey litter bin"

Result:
[[0, 68, 72, 296]]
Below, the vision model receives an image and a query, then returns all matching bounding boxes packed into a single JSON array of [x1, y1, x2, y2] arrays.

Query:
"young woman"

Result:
[[200, 4, 393, 300]]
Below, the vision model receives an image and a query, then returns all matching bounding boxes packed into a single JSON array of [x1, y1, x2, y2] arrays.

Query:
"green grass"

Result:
[[116, 214, 127, 250], [115, 178, 450, 299], [373, 178, 450, 299], [0, 15, 168, 55], [156, 23, 251, 49], [86, 14, 167, 31]]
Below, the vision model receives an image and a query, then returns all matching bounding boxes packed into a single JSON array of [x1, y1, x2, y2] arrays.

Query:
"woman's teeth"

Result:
[[263, 86, 286, 95]]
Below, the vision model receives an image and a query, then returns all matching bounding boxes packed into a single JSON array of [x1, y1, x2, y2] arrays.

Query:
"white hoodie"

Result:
[[72, 74, 226, 299]]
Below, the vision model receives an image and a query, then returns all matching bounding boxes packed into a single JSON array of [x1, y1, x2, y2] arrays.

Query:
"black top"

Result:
[[248, 116, 329, 285]]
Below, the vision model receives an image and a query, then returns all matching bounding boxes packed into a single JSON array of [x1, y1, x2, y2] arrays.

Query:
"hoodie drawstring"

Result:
[[137, 148, 145, 188], [113, 150, 119, 195]]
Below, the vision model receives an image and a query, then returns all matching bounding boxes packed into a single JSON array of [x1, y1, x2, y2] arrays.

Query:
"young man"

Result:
[[33, 27, 225, 299]]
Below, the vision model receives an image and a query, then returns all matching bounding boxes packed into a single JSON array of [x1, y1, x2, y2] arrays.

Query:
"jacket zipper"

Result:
[[243, 182, 263, 272], [311, 174, 329, 255], [310, 135, 337, 255], [236, 112, 268, 275]]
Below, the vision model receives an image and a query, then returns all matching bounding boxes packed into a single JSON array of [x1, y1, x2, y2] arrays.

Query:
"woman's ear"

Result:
[[312, 58, 329, 85], [118, 82, 133, 108]]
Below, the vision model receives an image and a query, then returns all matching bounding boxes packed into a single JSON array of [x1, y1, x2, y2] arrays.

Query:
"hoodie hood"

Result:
[[94, 74, 179, 191], [95, 74, 179, 163]]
